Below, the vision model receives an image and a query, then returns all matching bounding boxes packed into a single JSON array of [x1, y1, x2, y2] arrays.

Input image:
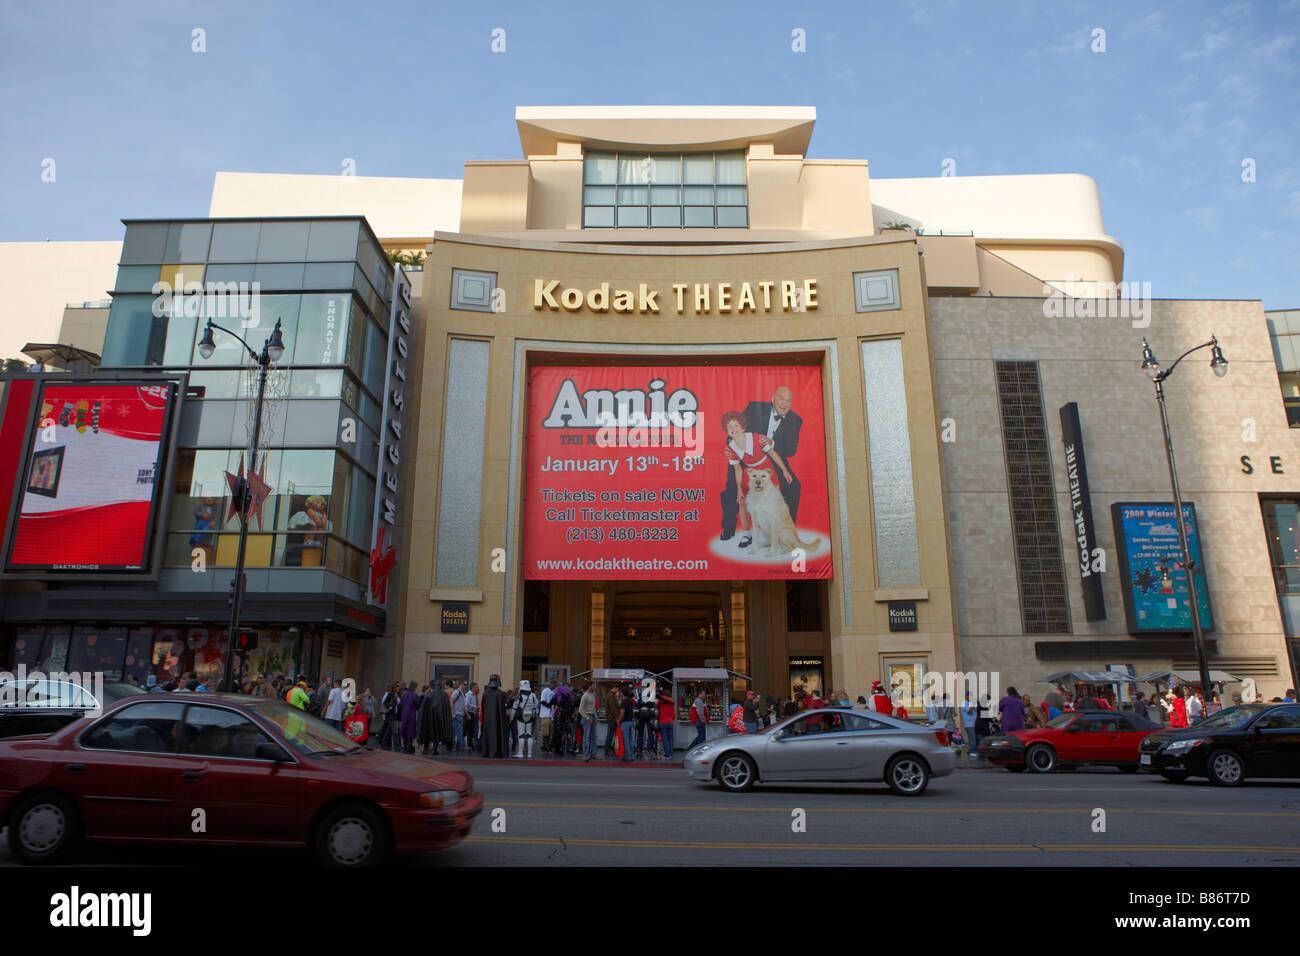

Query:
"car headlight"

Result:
[[419, 790, 461, 809], [689, 743, 716, 756], [988, 739, 1015, 748], [1163, 738, 1204, 753]]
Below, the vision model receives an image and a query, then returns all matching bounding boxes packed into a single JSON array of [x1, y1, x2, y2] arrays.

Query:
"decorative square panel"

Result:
[[853, 269, 901, 313], [451, 269, 497, 313]]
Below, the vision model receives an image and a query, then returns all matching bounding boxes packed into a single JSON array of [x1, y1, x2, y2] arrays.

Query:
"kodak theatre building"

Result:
[[390, 107, 1297, 701]]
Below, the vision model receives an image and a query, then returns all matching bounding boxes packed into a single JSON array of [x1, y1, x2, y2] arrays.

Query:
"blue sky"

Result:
[[2, 0, 1297, 307]]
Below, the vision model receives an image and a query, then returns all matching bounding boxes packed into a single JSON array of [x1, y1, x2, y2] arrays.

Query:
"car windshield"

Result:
[[1044, 712, 1077, 729], [253, 701, 361, 757], [1191, 704, 1264, 731]]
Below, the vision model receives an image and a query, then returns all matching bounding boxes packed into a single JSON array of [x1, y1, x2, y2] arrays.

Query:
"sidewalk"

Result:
[[384, 746, 997, 771], [437, 751, 683, 769]]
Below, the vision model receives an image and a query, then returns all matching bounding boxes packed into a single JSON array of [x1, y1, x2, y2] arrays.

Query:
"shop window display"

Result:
[[67, 627, 129, 681]]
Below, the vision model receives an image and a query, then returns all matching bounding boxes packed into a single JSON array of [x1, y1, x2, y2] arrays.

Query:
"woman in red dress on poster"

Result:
[[721, 411, 795, 545]]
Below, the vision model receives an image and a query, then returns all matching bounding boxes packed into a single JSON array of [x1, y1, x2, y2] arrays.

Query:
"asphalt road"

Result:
[[3, 757, 1297, 868]]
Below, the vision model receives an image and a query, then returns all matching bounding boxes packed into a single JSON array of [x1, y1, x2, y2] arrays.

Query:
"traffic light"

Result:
[[234, 628, 259, 652]]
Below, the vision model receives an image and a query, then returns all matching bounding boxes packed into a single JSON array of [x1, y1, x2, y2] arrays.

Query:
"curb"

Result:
[[430, 753, 684, 769]]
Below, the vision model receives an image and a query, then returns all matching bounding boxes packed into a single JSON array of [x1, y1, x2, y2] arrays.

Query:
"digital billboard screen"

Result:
[[1110, 501, 1214, 634], [5, 381, 176, 573], [524, 365, 833, 580]]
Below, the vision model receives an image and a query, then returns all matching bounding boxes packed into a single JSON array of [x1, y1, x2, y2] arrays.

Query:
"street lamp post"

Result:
[[1140, 334, 1228, 699], [198, 317, 284, 693]]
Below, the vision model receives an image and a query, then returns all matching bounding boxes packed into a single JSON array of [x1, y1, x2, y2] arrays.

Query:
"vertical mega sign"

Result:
[[368, 266, 413, 606], [1059, 403, 1105, 621]]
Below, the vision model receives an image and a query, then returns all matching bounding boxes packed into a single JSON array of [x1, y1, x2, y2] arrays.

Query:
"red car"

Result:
[[978, 709, 1162, 773], [0, 694, 483, 866]]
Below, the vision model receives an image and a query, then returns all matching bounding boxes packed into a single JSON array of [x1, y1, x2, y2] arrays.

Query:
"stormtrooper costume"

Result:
[[634, 676, 659, 759], [512, 679, 541, 758]]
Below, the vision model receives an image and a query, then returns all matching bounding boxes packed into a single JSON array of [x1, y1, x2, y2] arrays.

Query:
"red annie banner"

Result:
[[524, 366, 832, 580]]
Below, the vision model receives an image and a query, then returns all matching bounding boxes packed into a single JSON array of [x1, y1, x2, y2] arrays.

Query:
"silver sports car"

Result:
[[684, 708, 956, 795]]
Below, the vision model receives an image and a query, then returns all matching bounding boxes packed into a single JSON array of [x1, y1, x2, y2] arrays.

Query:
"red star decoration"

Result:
[[245, 455, 272, 532], [224, 455, 247, 525], [223, 453, 273, 530], [369, 526, 397, 603]]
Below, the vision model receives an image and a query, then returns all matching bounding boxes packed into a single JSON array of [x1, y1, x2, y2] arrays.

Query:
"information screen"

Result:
[[524, 365, 832, 580], [1111, 502, 1214, 633], [7, 381, 175, 572]]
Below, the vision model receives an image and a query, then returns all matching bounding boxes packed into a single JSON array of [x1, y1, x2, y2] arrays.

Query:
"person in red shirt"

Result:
[[722, 411, 795, 549], [806, 689, 826, 710], [656, 688, 677, 759], [870, 680, 893, 715]]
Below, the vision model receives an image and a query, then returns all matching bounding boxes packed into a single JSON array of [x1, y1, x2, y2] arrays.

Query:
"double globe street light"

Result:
[[197, 316, 285, 693], [1140, 334, 1228, 700]]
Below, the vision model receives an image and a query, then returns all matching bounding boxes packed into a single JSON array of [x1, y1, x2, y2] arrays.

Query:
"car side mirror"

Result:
[[255, 743, 287, 761]]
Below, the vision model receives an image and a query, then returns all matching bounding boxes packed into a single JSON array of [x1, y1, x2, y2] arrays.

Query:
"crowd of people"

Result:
[[129, 668, 1297, 763]]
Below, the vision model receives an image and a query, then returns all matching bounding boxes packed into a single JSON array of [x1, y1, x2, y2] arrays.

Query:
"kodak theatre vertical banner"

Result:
[[524, 366, 832, 580]]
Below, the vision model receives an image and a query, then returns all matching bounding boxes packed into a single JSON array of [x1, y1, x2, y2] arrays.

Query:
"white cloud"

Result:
[[1179, 30, 1233, 59], [1252, 34, 1297, 70], [1186, 206, 1222, 230], [1221, 73, 1261, 105], [1122, 11, 1168, 38]]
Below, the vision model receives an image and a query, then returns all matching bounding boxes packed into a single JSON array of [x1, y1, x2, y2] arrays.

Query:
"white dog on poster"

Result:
[[744, 466, 820, 557]]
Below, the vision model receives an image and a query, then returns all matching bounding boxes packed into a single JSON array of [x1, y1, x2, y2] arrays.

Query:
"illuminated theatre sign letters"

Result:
[[524, 365, 833, 581], [532, 278, 819, 315]]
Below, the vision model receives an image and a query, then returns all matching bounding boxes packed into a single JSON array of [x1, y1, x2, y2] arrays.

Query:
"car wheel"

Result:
[[1026, 743, 1057, 773], [1160, 770, 1189, 783], [7, 792, 81, 865], [715, 752, 757, 793], [314, 804, 388, 867], [1119, 765, 1141, 774], [1207, 749, 1245, 787], [885, 754, 930, 795]]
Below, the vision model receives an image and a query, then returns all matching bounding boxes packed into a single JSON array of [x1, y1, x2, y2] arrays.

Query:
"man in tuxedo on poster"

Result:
[[720, 386, 803, 543]]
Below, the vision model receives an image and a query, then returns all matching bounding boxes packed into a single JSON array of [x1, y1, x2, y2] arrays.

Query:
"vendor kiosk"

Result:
[[671, 667, 741, 743]]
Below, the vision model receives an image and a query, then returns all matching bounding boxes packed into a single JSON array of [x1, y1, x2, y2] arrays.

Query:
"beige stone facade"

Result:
[[934, 297, 1296, 697], [397, 232, 961, 698]]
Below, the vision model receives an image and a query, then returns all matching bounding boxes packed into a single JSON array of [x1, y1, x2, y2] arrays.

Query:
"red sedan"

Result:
[[978, 709, 1162, 773], [0, 694, 483, 866]]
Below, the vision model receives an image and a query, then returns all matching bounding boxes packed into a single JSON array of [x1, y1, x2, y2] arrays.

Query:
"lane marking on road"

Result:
[[465, 836, 1300, 852], [473, 780, 683, 789], [484, 801, 1300, 818]]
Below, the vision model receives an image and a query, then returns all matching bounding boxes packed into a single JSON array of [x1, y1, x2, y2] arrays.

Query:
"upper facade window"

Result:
[[582, 151, 747, 229]]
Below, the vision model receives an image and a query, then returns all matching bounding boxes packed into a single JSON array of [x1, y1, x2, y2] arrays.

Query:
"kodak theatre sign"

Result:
[[533, 279, 818, 315]]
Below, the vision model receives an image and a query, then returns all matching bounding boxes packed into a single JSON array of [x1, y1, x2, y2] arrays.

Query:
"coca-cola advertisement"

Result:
[[7, 381, 176, 572]]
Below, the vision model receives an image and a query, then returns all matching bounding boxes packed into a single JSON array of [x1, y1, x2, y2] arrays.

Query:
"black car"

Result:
[[1139, 703, 1300, 785], [0, 679, 145, 739]]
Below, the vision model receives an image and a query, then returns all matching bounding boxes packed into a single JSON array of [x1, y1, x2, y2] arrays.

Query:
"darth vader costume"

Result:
[[417, 682, 454, 755], [478, 674, 511, 758]]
